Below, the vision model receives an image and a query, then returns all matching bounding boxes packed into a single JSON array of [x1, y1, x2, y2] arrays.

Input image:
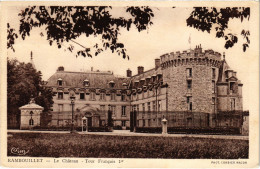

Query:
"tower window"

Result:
[[187, 80, 192, 89], [187, 96, 192, 111], [122, 120, 126, 127], [187, 68, 192, 77], [212, 81, 215, 93], [29, 119, 34, 125], [212, 68, 216, 79]]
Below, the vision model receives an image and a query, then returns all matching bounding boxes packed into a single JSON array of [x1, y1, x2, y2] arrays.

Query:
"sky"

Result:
[[6, 5, 258, 111]]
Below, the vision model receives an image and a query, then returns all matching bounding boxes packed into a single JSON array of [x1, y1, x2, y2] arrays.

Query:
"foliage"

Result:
[[7, 23, 18, 52], [7, 59, 54, 126], [187, 7, 250, 51], [13, 6, 154, 59], [8, 133, 248, 158]]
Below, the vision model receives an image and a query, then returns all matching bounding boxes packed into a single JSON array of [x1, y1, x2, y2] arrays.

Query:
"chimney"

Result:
[[155, 58, 160, 69], [57, 66, 64, 71], [137, 66, 144, 75], [127, 69, 132, 77]]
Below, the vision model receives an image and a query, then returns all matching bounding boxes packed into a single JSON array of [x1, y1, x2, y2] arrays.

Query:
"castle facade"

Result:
[[45, 46, 244, 129]]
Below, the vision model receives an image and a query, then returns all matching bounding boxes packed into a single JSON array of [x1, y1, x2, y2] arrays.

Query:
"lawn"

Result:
[[7, 132, 248, 159]]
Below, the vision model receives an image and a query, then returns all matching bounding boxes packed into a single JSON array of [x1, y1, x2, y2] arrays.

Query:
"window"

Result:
[[58, 92, 63, 99], [111, 93, 115, 101], [100, 105, 105, 112], [212, 97, 215, 105], [142, 103, 145, 112], [109, 81, 115, 88], [148, 119, 151, 127], [158, 100, 161, 111], [58, 104, 63, 113], [121, 93, 126, 101], [187, 97, 192, 111], [187, 68, 192, 77], [231, 98, 235, 110], [83, 80, 89, 87], [122, 120, 126, 127], [212, 68, 216, 79], [111, 106, 116, 116], [187, 80, 192, 89], [147, 102, 151, 112], [212, 81, 215, 93], [100, 92, 106, 101], [230, 82, 236, 93], [137, 104, 139, 112], [80, 93, 85, 100], [121, 106, 126, 116], [90, 92, 95, 100], [29, 119, 34, 125], [58, 80, 62, 86], [152, 101, 156, 111], [143, 119, 145, 127]]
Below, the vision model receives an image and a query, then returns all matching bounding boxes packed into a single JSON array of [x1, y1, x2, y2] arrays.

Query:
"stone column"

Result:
[[162, 118, 168, 135]]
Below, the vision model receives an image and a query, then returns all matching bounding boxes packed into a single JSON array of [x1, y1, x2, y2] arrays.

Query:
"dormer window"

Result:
[[109, 81, 115, 88], [84, 79, 89, 87], [57, 78, 63, 86]]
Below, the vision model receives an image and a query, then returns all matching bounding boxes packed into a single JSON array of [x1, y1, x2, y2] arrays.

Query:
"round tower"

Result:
[[161, 46, 222, 117]]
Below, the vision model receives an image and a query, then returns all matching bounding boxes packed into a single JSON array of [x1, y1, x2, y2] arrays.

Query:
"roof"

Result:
[[46, 71, 130, 89], [19, 102, 44, 110]]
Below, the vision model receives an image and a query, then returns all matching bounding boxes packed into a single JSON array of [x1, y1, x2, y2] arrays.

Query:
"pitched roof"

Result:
[[46, 70, 130, 89], [19, 103, 44, 110]]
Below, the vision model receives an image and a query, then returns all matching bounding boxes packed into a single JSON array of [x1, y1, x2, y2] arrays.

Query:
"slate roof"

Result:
[[46, 70, 130, 89]]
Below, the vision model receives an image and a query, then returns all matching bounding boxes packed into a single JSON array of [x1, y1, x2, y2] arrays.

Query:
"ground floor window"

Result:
[[122, 120, 126, 127]]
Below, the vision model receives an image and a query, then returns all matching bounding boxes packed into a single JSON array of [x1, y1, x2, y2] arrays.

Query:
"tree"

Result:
[[7, 6, 250, 59], [12, 6, 154, 59], [186, 7, 250, 52], [7, 58, 54, 128]]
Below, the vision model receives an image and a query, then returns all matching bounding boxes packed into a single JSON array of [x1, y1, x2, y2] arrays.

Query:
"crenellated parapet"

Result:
[[160, 46, 222, 69]]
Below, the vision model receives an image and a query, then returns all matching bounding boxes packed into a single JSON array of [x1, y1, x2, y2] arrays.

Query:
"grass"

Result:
[[7, 132, 248, 159]]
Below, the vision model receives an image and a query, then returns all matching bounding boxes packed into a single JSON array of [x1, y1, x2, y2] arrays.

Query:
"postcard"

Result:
[[0, 1, 259, 168]]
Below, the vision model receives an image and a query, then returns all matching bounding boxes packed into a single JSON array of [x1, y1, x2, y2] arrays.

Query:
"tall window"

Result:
[[121, 93, 126, 101], [212, 68, 216, 79], [187, 68, 192, 77], [111, 93, 115, 101], [100, 105, 105, 112], [147, 102, 151, 112], [187, 80, 192, 89], [152, 101, 156, 111], [112, 106, 116, 116], [100, 92, 106, 101], [212, 81, 215, 93], [58, 104, 63, 113], [80, 93, 85, 100], [158, 100, 161, 111], [137, 104, 139, 112], [90, 92, 95, 100], [231, 98, 235, 110], [58, 79, 63, 86], [187, 96, 192, 111], [58, 92, 63, 99], [121, 106, 126, 116], [142, 103, 145, 112]]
